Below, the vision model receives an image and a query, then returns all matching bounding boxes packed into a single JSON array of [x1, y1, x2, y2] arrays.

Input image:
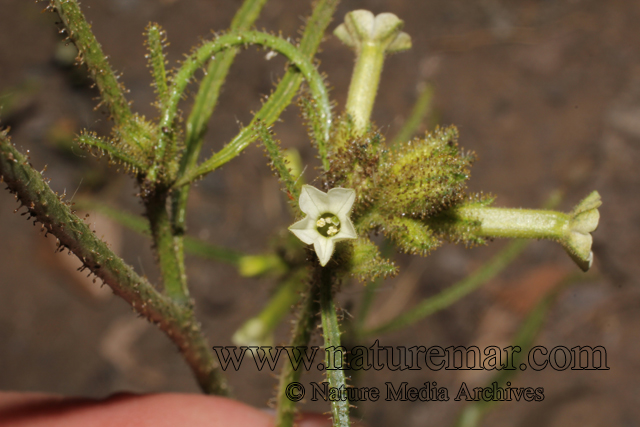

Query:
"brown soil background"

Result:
[[1, 0, 639, 426]]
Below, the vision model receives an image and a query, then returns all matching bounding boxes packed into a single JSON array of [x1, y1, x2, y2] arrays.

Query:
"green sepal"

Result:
[[384, 216, 441, 256], [349, 237, 398, 282], [255, 121, 300, 208]]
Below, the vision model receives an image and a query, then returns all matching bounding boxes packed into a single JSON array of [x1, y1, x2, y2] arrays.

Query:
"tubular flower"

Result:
[[289, 185, 358, 266]]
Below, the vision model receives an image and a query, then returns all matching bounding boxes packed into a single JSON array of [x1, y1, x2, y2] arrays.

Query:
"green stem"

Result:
[[144, 188, 188, 302], [275, 278, 320, 427], [0, 131, 227, 395], [319, 267, 351, 427], [345, 42, 385, 134]]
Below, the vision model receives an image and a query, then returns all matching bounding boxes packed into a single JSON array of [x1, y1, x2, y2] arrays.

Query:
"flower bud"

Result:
[[380, 126, 474, 217]]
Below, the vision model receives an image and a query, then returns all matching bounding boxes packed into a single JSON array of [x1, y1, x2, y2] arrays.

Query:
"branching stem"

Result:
[[0, 131, 227, 395]]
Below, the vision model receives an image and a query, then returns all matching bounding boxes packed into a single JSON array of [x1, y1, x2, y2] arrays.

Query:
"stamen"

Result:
[[316, 213, 342, 237]]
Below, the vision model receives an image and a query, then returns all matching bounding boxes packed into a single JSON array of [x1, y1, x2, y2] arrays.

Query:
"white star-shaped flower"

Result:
[[289, 185, 358, 266]]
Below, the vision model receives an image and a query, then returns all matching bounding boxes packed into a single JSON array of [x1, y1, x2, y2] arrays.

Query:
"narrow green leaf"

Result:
[[76, 131, 146, 173], [256, 121, 301, 206], [53, 0, 132, 126], [145, 23, 169, 110], [170, 31, 331, 186]]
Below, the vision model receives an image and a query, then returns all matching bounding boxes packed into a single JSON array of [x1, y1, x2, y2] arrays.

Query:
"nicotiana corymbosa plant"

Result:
[[0, 2, 600, 427]]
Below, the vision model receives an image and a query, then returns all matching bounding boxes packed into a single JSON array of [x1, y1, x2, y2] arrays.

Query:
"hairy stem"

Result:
[[319, 266, 351, 427], [0, 131, 227, 395], [275, 277, 320, 427], [76, 132, 145, 173], [257, 121, 301, 207], [144, 188, 188, 302]]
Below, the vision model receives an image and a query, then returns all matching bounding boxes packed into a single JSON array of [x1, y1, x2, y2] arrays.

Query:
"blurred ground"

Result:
[[1, 0, 639, 426]]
